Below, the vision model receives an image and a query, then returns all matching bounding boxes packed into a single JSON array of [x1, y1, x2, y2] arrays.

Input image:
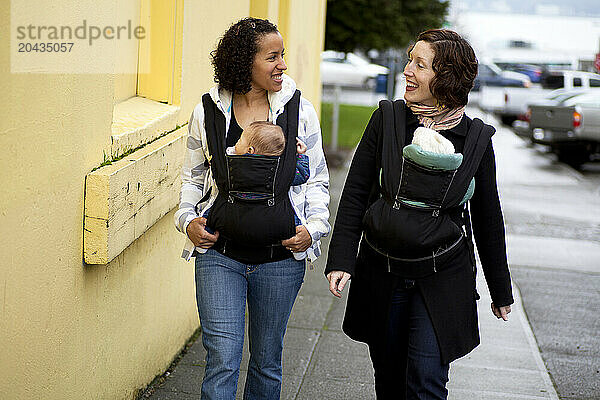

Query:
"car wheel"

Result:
[[556, 147, 589, 169], [500, 115, 517, 126]]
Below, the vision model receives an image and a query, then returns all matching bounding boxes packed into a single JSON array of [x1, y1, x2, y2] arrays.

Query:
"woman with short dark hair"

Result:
[[325, 29, 513, 399], [174, 17, 330, 399]]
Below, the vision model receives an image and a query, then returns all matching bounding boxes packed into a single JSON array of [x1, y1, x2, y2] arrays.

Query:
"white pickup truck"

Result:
[[499, 70, 600, 124]]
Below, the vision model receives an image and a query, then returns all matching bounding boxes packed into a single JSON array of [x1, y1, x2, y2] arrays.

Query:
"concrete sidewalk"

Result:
[[144, 108, 559, 400]]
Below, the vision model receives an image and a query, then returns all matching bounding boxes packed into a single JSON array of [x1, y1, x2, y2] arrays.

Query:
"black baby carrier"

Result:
[[362, 100, 495, 278], [201, 90, 301, 253]]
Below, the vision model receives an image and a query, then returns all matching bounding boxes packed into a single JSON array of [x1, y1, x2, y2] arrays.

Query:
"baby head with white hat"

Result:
[[412, 126, 455, 154]]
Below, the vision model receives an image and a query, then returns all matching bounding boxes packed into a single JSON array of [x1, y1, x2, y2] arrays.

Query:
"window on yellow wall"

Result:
[[137, 0, 183, 105], [113, 0, 141, 105], [111, 0, 184, 158]]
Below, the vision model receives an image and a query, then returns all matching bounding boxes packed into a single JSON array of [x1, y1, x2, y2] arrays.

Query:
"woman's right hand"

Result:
[[326, 271, 352, 298], [186, 217, 219, 248]]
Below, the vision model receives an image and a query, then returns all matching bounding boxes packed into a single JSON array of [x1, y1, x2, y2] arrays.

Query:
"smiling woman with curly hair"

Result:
[[174, 17, 330, 400], [211, 18, 278, 94]]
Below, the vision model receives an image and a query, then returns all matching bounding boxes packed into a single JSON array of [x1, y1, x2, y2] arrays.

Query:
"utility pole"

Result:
[[330, 84, 341, 152], [596, 37, 600, 73]]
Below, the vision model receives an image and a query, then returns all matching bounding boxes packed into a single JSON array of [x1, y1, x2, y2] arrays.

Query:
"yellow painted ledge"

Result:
[[111, 96, 180, 157], [84, 126, 186, 264]]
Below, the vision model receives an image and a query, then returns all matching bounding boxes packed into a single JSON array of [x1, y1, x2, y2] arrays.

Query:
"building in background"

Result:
[[448, 3, 600, 71]]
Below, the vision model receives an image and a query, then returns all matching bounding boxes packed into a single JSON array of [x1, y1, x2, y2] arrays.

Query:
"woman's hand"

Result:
[[327, 271, 352, 298], [186, 217, 219, 248], [491, 303, 511, 321], [281, 225, 312, 252]]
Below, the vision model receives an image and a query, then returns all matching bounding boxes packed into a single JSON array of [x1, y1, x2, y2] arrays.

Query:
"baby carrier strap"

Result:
[[202, 93, 228, 190], [441, 118, 495, 207], [275, 89, 302, 192], [378, 99, 407, 200]]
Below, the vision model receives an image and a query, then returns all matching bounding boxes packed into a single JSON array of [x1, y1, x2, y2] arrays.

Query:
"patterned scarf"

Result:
[[406, 102, 465, 131]]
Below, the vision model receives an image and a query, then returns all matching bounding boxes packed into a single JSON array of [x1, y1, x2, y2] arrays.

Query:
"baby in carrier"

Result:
[[363, 125, 475, 271], [203, 121, 309, 234], [403, 126, 474, 206]]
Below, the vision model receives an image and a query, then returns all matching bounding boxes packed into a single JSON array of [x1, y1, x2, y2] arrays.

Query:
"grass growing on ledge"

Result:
[[91, 124, 185, 172], [320, 102, 377, 149]]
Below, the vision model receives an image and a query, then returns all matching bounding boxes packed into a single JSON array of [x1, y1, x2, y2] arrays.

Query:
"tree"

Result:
[[325, 0, 449, 52]]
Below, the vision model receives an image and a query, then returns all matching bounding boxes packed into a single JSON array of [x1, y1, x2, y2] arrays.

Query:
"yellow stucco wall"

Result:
[[180, 0, 327, 123], [0, 0, 325, 398], [277, 0, 327, 115], [0, 0, 198, 395], [178, 0, 251, 123]]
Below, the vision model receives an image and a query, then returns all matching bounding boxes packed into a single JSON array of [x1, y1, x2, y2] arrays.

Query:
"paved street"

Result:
[[486, 113, 600, 400], [140, 90, 599, 399]]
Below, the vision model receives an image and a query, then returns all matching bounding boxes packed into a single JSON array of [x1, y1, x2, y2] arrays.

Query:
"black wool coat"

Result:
[[324, 105, 514, 364]]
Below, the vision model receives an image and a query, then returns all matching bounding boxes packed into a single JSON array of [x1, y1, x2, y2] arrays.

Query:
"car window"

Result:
[[487, 63, 503, 75], [590, 79, 600, 87], [542, 74, 564, 89], [573, 77, 582, 87], [478, 64, 495, 77], [346, 53, 370, 66], [323, 58, 345, 64]]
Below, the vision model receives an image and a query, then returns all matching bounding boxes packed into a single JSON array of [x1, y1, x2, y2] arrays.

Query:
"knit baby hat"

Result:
[[412, 127, 455, 154]]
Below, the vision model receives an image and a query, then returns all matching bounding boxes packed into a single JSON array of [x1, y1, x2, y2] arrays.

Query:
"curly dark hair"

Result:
[[211, 18, 279, 94], [409, 29, 478, 109]]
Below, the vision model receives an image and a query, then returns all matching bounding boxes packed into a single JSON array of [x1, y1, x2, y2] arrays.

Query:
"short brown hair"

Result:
[[245, 121, 285, 156], [409, 29, 478, 109]]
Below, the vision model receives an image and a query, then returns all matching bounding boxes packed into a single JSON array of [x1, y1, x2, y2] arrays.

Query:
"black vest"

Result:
[[201, 91, 301, 261], [362, 100, 494, 277]]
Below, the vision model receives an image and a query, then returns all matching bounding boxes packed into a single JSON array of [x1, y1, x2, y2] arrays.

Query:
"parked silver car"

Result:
[[320, 51, 389, 89], [528, 91, 600, 167]]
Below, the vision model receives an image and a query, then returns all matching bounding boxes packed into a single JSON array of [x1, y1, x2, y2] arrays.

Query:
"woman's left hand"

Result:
[[491, 303, 511, 321], [282, 225, 312, 252]]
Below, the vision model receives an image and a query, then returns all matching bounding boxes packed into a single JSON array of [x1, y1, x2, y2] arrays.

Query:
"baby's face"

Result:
[[234, 131, 253, 155]]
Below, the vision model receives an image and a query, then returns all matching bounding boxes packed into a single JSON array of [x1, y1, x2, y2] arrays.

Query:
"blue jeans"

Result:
[[369, 280, 450, 400], [194, 249, 305, 400]]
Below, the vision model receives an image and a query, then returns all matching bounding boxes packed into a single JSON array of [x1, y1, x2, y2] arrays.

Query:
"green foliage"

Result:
[[320, 102, 377, 149], [325, 0, 449, 52]]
